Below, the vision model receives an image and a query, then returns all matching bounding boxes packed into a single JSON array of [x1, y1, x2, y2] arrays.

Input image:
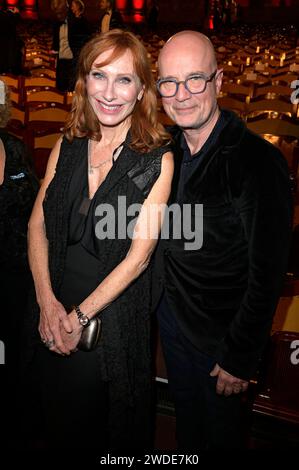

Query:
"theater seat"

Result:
[[248, 331, 299, 448], [252, 331, 299, 424], [248, 331, 299, 450]]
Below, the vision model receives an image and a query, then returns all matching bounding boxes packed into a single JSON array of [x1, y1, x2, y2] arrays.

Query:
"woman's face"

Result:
[[71, 1, 81, 16], [100, 0, 110, 11], [86, 48, 144, 130]]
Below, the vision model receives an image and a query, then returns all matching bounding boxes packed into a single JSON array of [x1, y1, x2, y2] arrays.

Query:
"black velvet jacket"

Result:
[[153, 110, 293, 380]]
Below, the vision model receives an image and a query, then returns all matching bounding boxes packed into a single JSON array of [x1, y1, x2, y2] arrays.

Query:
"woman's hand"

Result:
[[38, 295, 74, 355], [59, 311, 83, 353]]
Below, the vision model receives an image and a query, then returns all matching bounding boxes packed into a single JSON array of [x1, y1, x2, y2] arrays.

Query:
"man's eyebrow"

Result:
[[186, 71, 212, 77], [159, 75, 177, 80], [159, 71, 209, 80]]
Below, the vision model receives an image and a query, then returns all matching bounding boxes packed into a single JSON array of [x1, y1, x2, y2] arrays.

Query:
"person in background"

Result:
[[68, 0, 92, 88], [147, 0, 159, 33], [51, 2, 74, 91], [52, 1, 90, 91], [0, 81, 39, 444], [99, 0, 124, 33], [0, 7, 24, 75], [25, 30, 173, 451], [153, 30, 293, 450], [70, 0, 84, 17]]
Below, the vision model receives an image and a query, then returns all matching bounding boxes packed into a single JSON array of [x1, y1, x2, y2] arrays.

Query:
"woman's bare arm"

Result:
[[61, 151, 174, 352], [28, 137, 73, 355]]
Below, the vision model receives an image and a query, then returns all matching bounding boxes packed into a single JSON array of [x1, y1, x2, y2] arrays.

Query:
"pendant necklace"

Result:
[[88, 140, 112, 175]]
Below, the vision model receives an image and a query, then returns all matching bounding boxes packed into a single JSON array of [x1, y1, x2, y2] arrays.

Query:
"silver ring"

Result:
[[41, 337, 46, 343], [45, 339, 55, 348]]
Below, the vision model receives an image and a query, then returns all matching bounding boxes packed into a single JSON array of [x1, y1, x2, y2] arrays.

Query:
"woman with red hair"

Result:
[[26, 30, 173, 451]]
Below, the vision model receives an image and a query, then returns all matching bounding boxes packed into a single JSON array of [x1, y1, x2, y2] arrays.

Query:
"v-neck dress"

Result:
[[59, 140, 109, 308], [26, 134, 170, 450]]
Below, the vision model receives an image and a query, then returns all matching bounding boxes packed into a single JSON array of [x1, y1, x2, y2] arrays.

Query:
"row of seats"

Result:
[[1, 73, 72, 107]]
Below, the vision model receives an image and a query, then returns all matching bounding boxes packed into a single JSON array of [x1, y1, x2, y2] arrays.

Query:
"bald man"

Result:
[[153, 31, 293, 450]]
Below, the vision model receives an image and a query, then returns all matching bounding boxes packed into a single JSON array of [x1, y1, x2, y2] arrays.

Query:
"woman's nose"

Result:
[[102, 80, 116, 101]]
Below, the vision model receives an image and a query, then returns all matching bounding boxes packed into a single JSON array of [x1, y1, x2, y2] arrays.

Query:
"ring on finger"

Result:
[[45, 339, 55, 348]]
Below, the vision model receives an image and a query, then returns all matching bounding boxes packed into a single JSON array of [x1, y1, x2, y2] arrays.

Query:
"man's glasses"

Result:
[[157, 70, 217, 98]]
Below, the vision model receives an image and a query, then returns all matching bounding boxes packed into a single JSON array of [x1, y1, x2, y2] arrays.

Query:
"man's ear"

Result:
[[215, 69, 223, 95]]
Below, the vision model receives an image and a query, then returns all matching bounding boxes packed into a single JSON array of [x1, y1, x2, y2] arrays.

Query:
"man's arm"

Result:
[[215, 138, 293, 389]]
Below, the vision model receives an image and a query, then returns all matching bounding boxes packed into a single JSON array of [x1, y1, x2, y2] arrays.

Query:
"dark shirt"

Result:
[[176, 110, 227, 203]]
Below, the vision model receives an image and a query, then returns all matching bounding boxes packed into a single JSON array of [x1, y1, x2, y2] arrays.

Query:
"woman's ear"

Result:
[[137, 85, 145, 101]]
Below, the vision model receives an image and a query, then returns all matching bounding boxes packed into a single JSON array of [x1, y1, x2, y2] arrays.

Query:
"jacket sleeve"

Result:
[[216, 137, 293, 380]]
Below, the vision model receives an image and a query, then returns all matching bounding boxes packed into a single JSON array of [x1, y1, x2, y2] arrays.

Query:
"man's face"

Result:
[[55, 6, 68, 22], [158, 40, 222, 131]]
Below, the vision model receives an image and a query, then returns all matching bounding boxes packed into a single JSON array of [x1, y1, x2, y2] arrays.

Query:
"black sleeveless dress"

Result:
[[25, 135, 169, 451], [59, 142, 105, 308]]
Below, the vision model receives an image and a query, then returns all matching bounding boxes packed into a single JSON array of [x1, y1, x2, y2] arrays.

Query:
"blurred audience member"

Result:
[[52, 1, 91, 91], [147, 0, 159, 33], [69, 1, 92, 87], [99, 0, 124, 33], [0, 7, 24, 75], [0, 81, 39, 442]]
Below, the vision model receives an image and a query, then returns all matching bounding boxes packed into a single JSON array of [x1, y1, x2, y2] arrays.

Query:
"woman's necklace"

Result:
[[88, 140, 112, 175]]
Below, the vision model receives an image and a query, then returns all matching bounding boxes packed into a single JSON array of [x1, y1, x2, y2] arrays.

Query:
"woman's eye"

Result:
[[118, 77, 132, 84], [91, 71, 105, 79]]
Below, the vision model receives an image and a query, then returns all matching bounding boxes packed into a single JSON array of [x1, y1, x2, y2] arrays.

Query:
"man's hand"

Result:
[[210, 363, 249, 396]]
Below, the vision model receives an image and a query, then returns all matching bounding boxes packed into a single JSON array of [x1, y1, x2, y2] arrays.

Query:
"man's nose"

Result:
[[175, 81, 191, 101]]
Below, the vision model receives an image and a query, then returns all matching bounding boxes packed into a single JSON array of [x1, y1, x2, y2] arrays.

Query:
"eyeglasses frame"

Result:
[[157, 70, 218, 98]]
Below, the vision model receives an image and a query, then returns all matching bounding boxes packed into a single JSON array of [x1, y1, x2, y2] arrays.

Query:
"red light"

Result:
[[132, 13, 143, 23], [6, 0, 19, 6], [23, 0, 36, 9], [115, 0, 127, 9], [132, 0, 144, 9]]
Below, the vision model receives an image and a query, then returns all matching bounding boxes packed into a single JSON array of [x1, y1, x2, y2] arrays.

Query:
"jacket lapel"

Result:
[[169, 128, 184, 203]]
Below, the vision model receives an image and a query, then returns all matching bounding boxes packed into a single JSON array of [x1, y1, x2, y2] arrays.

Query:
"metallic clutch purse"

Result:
[[78, 316, 102, 352]]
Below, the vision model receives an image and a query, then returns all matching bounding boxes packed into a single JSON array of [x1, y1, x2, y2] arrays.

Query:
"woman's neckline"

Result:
[[86, 138, 124, 201]]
